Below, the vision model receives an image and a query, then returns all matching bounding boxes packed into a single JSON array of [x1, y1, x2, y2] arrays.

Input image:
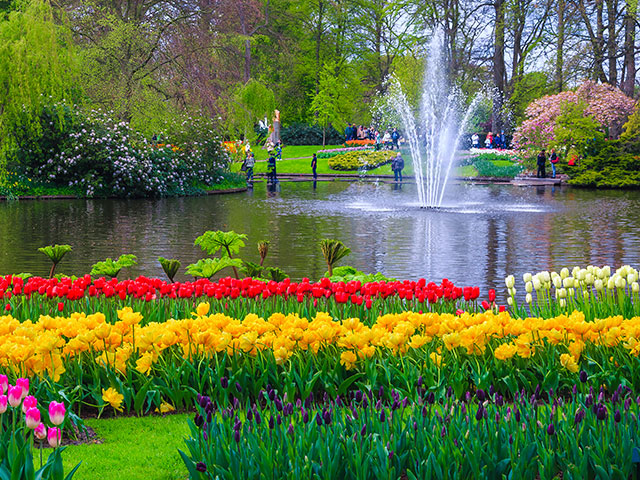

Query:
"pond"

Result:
[[1, 180, 639, 295]]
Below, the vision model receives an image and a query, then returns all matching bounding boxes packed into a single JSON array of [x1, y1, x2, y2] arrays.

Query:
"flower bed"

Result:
[[345, 139, 375, 146], [316, 146, 373, 159], [1, 275, 481, 324], [328, 151, 396, 171], [182, 385, 639, 478]]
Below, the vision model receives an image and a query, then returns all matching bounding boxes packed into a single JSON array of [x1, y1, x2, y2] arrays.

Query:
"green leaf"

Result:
[[186, 257, 243, 279], [194, 231, 247, 257]]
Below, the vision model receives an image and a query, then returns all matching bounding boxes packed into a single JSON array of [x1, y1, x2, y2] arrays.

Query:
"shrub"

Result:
[[568, 138, 640, 188], [280, 123, 343, 145], [473, 160, 524, 178], [328, 150, 395, 171], [11, 103, 235, 198]]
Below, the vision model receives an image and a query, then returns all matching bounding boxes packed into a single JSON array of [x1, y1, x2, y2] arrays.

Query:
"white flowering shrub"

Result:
[[13, 103, 238, 198]]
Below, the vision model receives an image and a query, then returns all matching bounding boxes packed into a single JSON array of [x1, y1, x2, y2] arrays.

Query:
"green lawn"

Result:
[[252, 144, 344, 161], [62, 414, 190, 480]]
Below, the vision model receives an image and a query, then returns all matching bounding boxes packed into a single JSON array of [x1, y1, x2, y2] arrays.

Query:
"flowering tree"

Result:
[[512, 81, 636, 151]]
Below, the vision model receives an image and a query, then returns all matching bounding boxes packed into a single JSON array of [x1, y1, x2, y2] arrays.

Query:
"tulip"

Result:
[[47, 427, 62, 448], [614, 409, 621, 423], [196, 463, 207, 473], [22, 395, 37, 414], [0, 375, 7, 394], [49, 401, 66, 426], [8, 385, 22, 407], [34, 422, 46, 440], [0, 395, 7, 414], [57, 302, 64, 312], [546, 423, 555, 435], [15, 378, 29, 399], [25, 407, 41, 429]]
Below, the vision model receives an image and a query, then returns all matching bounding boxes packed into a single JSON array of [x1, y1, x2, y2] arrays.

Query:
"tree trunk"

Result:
[[622, 0, 637, 96], [595, 0, 608, 82], [606, 0, 618, 85], [492, 0, 506, 133], [556, 0, 565, 92], [315, 0, 325, 95]]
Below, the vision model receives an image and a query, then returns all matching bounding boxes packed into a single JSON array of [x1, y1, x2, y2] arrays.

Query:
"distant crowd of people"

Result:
[[471, 132, 509, 150], [345, 123, 402, 151]]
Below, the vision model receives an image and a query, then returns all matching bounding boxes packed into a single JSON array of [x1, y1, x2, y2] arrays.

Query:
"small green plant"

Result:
[[38, 244, 72, 278], [320, 239, 351, 277], [194, 231, 247, 279], [186, 258, 243, 280], [90, 254, 138, 278], [158, 257, 181, 283], [241, 261, 264, 279], [266, 267, 289, 282]]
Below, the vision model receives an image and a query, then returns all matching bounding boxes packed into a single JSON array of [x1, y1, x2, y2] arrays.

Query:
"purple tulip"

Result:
[[361, 424, 367, 436], [247, 408, 253, 422], [574, 408, 585, 425], [596, 404, 607, 421], [572, 384, 577, 396], [625, 398, 631, 411], [315, 413, 322, 427], [196, 462, 207, 472], [277, 414, 282, 425], [378, 386, 384, 398], [547, 423, 555, 436], [509, 434, 513, 444], [235, 382, 242, 393], [220, 376, 228, 389], [234, 429, 241, 443], [323, 409, 332, 425], [475, 405, 484, 421], [417, 376, 423, 388], [275, 398, 283, 411], [489, 385, 495, 397], [579, 370, 587, 383], [287, 423, 294, 435], [194, 414, 204, 427], [268, 390, 276, 401], [496, 395, 504, 407], [388, 450, 394, 460], [426, 393, 435, 405], [269, 416, 275, 429], [255, 411, 262, 425], [355, 390, 363, 403], [614, 409, 621, 423], [514, 409, 520, 422], [380, 409, 386, 422]]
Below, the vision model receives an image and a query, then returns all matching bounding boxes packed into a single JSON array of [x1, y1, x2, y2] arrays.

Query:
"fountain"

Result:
[[389, 33, 480, 209]]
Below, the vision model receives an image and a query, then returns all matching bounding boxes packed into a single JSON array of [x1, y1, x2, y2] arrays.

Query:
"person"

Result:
[[484, 134, 491, 149], [374, 131, 381, 151], [537, 149, 547, 178], [311, 153, 318, 180], [494, 133, 502, 149], [392, 152, 404, 182], [382, 130, 392, 149], [391, 128, 400, 150], [267, 154, 277, 184], [471, 133, 480, 149], [344, 123, 351, 142], [244, 152, 255, 184], [549, 149, 559, 178], [357, 125, 364, 139]]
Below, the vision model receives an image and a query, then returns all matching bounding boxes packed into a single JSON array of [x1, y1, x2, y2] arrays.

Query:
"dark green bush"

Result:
[[280, 123, 343, 145], [473, 160, 524, 178], [569, 138, 640, 188]]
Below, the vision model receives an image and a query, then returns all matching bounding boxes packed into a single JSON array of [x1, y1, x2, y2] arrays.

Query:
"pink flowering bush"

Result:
[[512, 81, 636, 151]]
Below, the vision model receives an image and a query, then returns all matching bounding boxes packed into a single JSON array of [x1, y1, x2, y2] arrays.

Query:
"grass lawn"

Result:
[[62, 414, 190, 480]]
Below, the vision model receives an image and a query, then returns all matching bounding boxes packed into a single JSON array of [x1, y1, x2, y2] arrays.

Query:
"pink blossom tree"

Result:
[[512, 81, 636, 151]]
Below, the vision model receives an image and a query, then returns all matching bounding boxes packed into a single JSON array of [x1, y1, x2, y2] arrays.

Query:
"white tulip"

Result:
[[577, 269, 586, 281], [507, 297, 513, 306], [615, 276, 626, 289], [607, 278, 615, 290], [560, 268, 569, 279], [583, 290, 590, 300], [523, 273, 532, 283], [633, 282, 639, 293], [533, 278, 541, 291], [562, 277, 573, 288], [525, 293, 532, 304], [559, 299, 566, 308], [568, 288, 575, 297], [505, 275, 515, 289], [553, 277, 562, 289], [585, 273, 594, 285], [603, 266, 611, 277], [541, 271, 550, 283], [558, 288, 567, 299], [628, 272, 638, 284], [595, 279, 604, 291], [508, 287, 517, 297], [525, 282, 533, 293], [572, 266, 580, 278]]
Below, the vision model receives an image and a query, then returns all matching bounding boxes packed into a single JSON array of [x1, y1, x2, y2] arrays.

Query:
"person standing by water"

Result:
[[244, 152, 255, 185], [311, 153, 318, 180], [537, 149, 547, 178], [549, 149, 559, 178], [267, 154, 277, 184], [392, 152, 404, 182]]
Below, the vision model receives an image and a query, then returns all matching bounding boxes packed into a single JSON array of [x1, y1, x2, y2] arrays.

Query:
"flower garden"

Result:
[[2, 262, 640, 478]]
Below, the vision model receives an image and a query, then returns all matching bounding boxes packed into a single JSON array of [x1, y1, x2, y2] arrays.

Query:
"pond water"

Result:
[[1, 180, 639, 295]]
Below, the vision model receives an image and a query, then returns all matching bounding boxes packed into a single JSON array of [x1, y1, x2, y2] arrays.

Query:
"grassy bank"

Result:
[[62, 414, 189, 480]]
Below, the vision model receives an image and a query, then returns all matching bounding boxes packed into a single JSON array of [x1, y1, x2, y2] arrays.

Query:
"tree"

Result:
[[0, 0, 79, 177], [309, 63, 343, 145], [231, 79, 276, 140]]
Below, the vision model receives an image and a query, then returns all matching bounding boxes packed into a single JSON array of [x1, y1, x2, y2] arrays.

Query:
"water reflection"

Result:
[[1, 182, 639, 296]]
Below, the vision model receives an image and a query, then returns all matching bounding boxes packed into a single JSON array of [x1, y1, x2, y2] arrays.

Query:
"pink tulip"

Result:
[[34, 422, 46, 440], [47, 427, 62, 448], [22, 395, 37, 414], [15, 378, 29, 400], [8, 385, 22, 407], [25, 407, 41, 429], [0, 395, 7, 414], [48, 401, 66, 426], [0, 375, 7, 394]]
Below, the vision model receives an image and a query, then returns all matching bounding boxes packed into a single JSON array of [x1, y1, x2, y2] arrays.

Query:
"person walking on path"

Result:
[[549, 149, 559, 178], [267, 154, 277, 184], [392, 152, 404, 182], [391, 128, 400, 150], [244, 152, 255, 184], [537, 149, 547, 178], [311, 153, 318, 180]]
